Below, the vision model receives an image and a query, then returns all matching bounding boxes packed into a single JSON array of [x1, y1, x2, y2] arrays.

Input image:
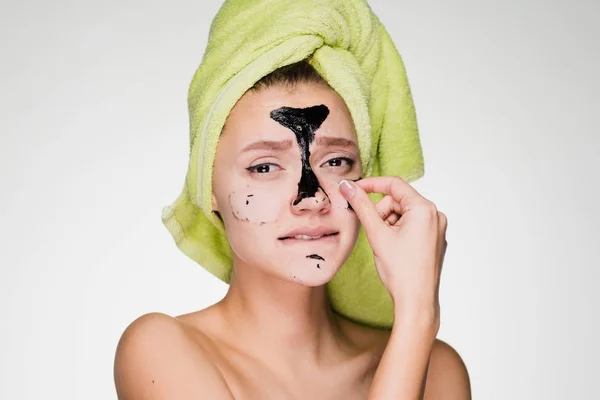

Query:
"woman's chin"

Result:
[[287, 265, 340, 287]]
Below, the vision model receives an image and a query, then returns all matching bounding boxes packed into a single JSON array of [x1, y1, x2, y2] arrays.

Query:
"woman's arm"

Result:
[[368, 314, 438, 400], [369, 313, 472, 399], [339, 177, 470, 399]]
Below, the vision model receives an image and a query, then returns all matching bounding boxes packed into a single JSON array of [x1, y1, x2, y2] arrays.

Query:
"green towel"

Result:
[[161, 0, 424, 329]]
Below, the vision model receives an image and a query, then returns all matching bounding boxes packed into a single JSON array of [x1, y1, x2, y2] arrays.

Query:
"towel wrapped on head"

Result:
[[161, 0, 424, 329]]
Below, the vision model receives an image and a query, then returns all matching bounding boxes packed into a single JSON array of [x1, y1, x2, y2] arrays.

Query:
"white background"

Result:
[[1, 0, 598, 398]]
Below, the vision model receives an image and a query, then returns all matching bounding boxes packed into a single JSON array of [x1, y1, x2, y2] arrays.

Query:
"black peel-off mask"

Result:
[[270, 105, 331, 206]]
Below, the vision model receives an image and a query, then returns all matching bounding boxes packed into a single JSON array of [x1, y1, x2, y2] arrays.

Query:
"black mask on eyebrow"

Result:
[[270, 105, 330, 206]]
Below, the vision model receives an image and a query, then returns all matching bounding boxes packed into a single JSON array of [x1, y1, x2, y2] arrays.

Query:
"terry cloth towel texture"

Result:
[[161, 0, 425, 329]]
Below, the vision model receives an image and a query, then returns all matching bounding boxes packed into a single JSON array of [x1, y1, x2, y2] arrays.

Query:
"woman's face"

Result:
[[212, 82, 362, 286]]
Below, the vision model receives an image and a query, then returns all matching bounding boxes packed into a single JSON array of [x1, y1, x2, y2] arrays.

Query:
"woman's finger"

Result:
[[374, 194, 395, 221], [355, 176, 431, 216], [374, 195, 402, 226], [385, 212, 401, 226], [338, 179, 386, 238]]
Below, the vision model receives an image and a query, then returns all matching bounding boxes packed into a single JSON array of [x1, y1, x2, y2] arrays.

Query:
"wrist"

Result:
[[393, 305, 440, 333]]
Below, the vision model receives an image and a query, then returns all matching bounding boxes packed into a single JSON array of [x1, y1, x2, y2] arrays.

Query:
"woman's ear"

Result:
[[211, 194, 223, 223], [211, 193, 220, 213]]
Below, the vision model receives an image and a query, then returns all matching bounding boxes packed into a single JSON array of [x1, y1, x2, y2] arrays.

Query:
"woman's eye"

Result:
[[324, 157, 355, 168], [247, 163, 281, 174]]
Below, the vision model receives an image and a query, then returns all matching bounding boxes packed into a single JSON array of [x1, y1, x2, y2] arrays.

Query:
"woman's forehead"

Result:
[[223, 84, 357, 147]]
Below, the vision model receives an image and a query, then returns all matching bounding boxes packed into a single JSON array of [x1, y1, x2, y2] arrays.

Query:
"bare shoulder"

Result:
[[114, 312, 234, 400], [423, 338, 472, 399]]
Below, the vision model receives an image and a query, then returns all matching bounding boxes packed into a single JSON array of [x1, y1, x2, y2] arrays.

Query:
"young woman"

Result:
[[114, 60, 470, 399]]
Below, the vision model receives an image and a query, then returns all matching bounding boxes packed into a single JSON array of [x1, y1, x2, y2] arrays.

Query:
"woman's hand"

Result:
[[338, 176, 448, 325]]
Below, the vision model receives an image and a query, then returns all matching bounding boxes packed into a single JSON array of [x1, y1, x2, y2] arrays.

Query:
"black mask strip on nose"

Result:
[[270, 105, 330, 206]]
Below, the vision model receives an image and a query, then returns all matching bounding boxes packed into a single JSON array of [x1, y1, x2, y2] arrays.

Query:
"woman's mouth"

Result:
[[278, 232, 339, 243]]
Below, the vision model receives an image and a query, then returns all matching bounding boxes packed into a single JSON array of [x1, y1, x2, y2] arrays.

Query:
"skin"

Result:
[[114, 82, 471, 399]]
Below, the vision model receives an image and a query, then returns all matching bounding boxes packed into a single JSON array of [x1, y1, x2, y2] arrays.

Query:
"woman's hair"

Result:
[[250, 59, 327, 91]]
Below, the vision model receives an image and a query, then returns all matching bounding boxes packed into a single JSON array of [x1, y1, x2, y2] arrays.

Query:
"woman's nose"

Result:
[[291, 187, 331, 215]]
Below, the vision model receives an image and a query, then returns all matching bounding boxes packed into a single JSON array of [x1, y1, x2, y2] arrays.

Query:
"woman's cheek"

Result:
[[228, 185, 287, 224]]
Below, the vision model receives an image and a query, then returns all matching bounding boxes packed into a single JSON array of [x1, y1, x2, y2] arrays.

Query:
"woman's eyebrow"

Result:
[[315, 136, 357, 150], [241, 139, 294, 152], [240, 136, 357, 153]]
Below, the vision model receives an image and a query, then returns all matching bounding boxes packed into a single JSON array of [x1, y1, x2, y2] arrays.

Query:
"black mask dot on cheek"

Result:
[[270, 105, 332, 206], [229, 192, 275, 224], [232, 210, 250, 222]]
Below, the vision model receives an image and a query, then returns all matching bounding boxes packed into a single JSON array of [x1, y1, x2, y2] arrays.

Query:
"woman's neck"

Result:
[[216, 262, 350, 369]]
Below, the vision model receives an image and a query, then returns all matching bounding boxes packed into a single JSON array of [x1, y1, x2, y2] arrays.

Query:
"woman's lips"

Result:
[[278, 232, 340, 244], [279, 225, 338, 239]]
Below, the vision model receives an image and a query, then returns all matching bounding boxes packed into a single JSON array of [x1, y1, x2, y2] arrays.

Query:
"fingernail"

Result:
[[338, 179, 355, 199]]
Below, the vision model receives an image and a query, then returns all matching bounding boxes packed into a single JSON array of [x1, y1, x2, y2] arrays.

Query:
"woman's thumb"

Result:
[[338, 179, 384, 237]]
